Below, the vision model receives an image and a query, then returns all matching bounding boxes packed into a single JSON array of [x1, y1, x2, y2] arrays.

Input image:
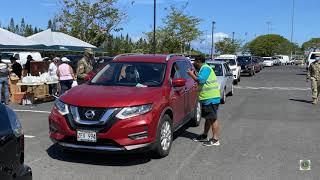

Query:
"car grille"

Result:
[[78, 107, 106, 121], [62, 136, 121, 147]]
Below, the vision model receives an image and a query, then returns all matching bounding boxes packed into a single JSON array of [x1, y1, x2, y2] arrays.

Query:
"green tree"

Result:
[[215, 38, 241, 54], [47, 19, 52, 29], [162, 6, 202, 53], [20, 18, 26, 36], [248, 34, 294, 57], [57, 0, 125, 47], [8, 18, 15, 33], [24, 25, 34, 37], [302, 38, 320, 51]]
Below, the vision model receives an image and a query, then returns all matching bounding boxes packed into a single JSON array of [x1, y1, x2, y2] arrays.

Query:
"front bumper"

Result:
[[49, 106, 157, 152]]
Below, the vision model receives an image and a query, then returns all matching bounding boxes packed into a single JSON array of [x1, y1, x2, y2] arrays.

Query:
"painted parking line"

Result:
[[24, 135, 35, 138], [13, 109, 51, 114], [235, 86, 311, 91]]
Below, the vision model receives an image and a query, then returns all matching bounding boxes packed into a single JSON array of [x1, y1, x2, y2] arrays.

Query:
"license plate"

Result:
[[77, 130, 97, 142]]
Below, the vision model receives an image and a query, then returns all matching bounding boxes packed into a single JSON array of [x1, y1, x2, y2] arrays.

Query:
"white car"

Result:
[[214, 54, 241, 85], [274, 55, 290, 65], [307, 52, 320, 67], [207, 61, 234, 104], [0, 51, 42, 66], [262, 57, 274, 67]]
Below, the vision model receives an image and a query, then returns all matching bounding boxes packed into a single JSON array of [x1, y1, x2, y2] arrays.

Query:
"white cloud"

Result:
[[191, 32, 229, 53]]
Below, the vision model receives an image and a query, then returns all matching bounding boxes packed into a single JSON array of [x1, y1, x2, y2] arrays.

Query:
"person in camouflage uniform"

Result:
[[76, 48, 94, 84], [307, 55, 320, 104]]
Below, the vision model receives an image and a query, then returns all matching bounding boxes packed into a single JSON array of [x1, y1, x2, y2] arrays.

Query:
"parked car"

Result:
[[237, 56, 256, 76], [252, 56, 262, 73], [307, 52, 320, 68], [0, 51, 42, 66], [0, 104, 32, 180], [207, 61, 234, 104], [274, 55, 290, 65], [214, 54, 241, 85], [262, 57, 274, 67], [272, 57, 281, 66], [49, 54, 201, 158]]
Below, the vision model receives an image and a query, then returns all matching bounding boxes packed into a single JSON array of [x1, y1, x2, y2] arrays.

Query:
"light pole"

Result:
[[211, 20, 216, 60], [290, 0, 295, 57], [153, 0, 156, 54]]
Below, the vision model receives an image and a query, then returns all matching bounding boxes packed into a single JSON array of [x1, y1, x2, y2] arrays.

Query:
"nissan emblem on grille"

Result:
[[85, 110, 95, 119]]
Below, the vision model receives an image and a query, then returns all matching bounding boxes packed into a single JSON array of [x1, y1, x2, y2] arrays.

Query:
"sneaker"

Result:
[[193, 134, 208, 142], [203, 138, 220, 146]]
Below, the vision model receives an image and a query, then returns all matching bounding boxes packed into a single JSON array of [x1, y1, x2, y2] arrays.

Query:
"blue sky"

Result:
[[0, 0, 319, 52]]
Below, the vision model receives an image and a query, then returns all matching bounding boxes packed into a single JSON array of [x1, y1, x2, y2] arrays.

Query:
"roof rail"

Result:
[[113, 53, 144, 60], [165, 54, 185, 61]]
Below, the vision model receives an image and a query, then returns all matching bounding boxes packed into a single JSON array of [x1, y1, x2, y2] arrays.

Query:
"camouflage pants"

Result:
[[311, 78, 320, 99]]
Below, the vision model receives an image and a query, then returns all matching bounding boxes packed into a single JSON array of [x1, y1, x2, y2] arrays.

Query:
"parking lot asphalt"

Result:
[[11, 65, 320, 180]]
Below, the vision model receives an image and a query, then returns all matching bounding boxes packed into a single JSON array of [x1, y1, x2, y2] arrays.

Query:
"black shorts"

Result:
[[201, 104, 219, 121]]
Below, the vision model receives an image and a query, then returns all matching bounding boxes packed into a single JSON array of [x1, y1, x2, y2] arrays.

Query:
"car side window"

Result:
[[176, 61, 191, 79], [170, 62, 182, 79], [224, 64, 231, 74]]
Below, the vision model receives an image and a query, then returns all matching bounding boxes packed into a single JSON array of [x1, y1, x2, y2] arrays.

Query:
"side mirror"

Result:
[[172, 78, 186, 87]]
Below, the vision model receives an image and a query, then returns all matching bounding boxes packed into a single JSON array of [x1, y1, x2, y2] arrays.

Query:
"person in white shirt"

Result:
[[48, 57, 59, 96]]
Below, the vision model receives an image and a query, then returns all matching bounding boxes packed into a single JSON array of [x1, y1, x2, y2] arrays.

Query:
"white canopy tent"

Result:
[[0, 28, 39, 47], [27, 29, 96, 50]]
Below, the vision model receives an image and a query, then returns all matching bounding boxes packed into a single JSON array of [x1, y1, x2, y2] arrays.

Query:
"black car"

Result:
[[237, 56, 256, 76], [0, 104, 32, 180]]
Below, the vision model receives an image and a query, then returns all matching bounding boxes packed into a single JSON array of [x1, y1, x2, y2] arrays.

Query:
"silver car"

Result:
[[206, 61, 234, 104]]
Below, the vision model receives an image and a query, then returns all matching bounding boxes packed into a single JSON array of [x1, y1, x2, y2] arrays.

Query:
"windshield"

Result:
[[215, 59, 236, 66], [237, 56, 251, 65], [263, 57, 272, 61], [208, 63, 223, 76], [0, 53, 14, 60], [91, 62, 166, 87]]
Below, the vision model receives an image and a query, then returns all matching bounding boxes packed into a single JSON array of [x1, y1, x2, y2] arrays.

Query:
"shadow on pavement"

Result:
[[296, 73, 307, 76], [46, 144, 151, 166], [289, 98, 313, 104]]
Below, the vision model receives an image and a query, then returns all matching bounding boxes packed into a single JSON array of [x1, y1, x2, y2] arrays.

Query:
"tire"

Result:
[[191, 102, 201, 127], [228, 84, 234, 96], [220, 89, 226, 104], [233, 79, 238, 85], [153, 115, 173, 158]]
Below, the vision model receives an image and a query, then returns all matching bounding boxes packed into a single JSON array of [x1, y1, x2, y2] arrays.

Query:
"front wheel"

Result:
[[228, 84, 234, 96], [153, 115, 173, 158], [220, 90, 226, 104]]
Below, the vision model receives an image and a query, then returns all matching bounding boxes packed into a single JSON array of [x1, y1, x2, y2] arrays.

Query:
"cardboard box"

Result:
[[11, 92, 26, 104]]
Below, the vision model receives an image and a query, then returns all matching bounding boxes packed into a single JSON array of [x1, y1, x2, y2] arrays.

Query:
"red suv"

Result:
[[49, 54, 201, 157]]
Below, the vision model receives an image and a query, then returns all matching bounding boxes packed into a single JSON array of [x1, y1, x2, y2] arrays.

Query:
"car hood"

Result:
[[60, 84, 162, 108]]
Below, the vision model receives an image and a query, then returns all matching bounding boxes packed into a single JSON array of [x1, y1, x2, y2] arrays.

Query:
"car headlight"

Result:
[[55, 99, 69, 115], [116, 104, 152, 120], [6, 107, 23, 137]]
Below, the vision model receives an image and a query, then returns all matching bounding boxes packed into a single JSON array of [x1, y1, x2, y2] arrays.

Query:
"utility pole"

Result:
[[245, 32, 248, 44], [211, 20, 216, 60], [153, 0, 156, 54], [232, 32, 235, 43], [266, 21, 272, 34], [290, 0, 295, 58]]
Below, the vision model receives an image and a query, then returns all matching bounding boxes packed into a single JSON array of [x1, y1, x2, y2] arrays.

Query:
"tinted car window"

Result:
[[237, 56, 252, 65], [176, 61, 191, 79], [92, 62, 166, 87], [208, 63, 223, 76], [215, 59, 237, 66], [170, 62, 182, 79]]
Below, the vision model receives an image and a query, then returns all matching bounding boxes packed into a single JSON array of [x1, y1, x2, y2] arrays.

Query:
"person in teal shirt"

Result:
[[188, 56, 221, 146]]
